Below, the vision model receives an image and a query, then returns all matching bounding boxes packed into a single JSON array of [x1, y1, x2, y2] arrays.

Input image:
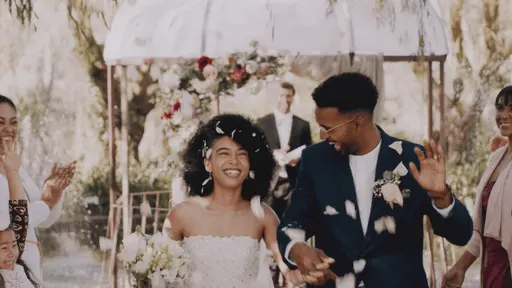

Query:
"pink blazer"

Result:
[[465, 146, 512, 276]]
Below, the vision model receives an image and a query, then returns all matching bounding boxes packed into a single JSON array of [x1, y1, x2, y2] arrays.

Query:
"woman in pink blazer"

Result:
[[443, 85, 512, 287]]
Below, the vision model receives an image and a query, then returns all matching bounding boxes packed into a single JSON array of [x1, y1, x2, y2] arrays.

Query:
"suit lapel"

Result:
[[361, 128, 402, 252], [324, 148, 365, 255], [266, 114, 281, 149], [288, 116, 301, 149]]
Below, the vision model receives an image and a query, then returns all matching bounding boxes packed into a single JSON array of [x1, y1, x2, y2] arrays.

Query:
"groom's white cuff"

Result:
[[431, 195, 455, 218], [284, 240, 307, 266]]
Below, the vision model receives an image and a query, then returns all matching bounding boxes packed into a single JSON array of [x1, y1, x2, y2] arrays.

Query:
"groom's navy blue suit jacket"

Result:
[[278, 128, 473, 288]]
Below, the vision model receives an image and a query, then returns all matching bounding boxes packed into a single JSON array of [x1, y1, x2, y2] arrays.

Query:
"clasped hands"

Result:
[[289, 242, 337, 286], [42, 161, 76, 209]]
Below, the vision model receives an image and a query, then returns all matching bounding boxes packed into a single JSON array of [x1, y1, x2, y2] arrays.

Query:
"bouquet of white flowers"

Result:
[[118, 226, 191, 288]]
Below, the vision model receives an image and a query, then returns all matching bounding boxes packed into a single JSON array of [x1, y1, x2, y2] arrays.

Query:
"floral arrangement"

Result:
[[154, 42, 288, 133], [118, 226, 191, 288]]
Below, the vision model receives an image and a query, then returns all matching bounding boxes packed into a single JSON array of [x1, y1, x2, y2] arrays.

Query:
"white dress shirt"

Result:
[[0, 167, 65, 282], [274, 110, 293, 178], [284, 141, 455, 265]]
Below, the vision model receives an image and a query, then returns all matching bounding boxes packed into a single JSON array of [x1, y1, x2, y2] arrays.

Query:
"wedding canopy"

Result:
[[103, 0, 448, 64]]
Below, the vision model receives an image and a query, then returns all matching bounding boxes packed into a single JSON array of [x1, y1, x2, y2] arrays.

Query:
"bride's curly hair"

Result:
[[182, 114, 275, 200]]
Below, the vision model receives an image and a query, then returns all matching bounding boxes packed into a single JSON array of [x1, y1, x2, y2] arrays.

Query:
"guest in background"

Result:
[[0, 95, 75, 282], [0, 133, 40, 287], [257, 82, 312, 220], [443, 85, 512, 288]]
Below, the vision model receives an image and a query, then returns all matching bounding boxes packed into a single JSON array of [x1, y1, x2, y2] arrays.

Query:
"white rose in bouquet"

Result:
[[245, 60, 259, 74], [118, 230, 147, 263]]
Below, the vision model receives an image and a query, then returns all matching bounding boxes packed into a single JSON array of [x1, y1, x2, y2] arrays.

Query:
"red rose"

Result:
[[197, 56, 213, 71], [161, 111, 173, 120], [172, 101, 181, 112]]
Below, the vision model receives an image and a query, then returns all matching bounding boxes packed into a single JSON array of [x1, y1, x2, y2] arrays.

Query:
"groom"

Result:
[[277, 73, 473, 287]]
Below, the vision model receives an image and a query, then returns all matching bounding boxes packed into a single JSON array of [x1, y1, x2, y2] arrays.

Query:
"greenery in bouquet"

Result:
[[118, 226, 191, 288]]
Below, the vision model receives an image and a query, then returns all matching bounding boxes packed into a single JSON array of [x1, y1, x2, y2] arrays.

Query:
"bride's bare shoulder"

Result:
[[168, 197, 209, 220]]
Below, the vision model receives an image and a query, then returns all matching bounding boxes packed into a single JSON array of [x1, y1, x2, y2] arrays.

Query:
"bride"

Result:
[[168, 114, 303, 287]]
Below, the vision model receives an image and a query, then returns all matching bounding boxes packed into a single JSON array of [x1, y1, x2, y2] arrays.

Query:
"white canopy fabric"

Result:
[[104, 0, 448, 65]]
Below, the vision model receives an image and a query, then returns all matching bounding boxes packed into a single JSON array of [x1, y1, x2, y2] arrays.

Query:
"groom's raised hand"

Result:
[[409, 139, 452, 209], [290, 242, 337, 285]]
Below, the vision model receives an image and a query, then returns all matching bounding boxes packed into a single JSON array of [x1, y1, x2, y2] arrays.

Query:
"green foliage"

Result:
[[446, 122, 492, 202]]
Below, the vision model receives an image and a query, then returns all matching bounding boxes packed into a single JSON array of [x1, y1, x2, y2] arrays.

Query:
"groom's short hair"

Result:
[[312, 72, 378, 115]]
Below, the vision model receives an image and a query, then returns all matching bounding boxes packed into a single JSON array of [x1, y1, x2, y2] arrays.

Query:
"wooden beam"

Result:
[[106, 65, 118, 288], [439, 61, 446, 153], [119, 66, 131, 286]]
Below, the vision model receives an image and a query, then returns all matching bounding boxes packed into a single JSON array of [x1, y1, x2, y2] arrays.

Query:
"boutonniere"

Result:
[[373, 163, 411, 208]]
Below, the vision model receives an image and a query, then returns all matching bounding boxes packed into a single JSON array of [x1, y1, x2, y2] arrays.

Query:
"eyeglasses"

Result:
[[319, 118, 355, 135]]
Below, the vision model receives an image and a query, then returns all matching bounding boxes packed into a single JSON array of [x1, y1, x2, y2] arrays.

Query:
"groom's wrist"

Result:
[[432, 187, 453, 209]]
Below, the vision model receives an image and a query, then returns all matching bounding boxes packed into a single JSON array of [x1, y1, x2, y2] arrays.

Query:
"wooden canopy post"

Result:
[[106, 65, 118, 288], [119, 65, 131, 287]]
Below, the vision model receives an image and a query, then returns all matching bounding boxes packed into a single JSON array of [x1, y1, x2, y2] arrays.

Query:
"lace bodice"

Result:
[[182, 235, 271, 288]]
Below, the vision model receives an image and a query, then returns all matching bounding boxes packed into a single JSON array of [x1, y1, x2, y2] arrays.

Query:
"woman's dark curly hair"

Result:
[[495, 85, 512, 107], [182, 114, 275, 201]]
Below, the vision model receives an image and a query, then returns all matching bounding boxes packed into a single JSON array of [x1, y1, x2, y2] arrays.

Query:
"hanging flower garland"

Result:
[[154, 42, 288, 132]]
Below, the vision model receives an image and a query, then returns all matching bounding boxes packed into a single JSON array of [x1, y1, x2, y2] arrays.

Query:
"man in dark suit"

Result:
[[277, 73, 473, 288], [258, 82, 312, 220]]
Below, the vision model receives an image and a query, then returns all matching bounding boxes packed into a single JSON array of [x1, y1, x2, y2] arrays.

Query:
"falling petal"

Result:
[[99, 236, 114, 251], [215, 121, 224, 134], [282, 227, 306, 241], [250, 196, 265, 218], [393, 162, 408, 177], [252, 133, 256, 137], [389, 141, 403, 155], [374, 216, 396, 234], [335, 273, 356, 288], [249, 170, 255, 179], [202, 177, 210, 186], [353, 259, 366, 274], [205, 148, 212, 159], [384, 216, 396, 234], [139, 201, 152, 217], [345, 200, 356, 219], [231, 129, 236, 139], [324, 205, 339, 215], [255, 149, 260, 152]]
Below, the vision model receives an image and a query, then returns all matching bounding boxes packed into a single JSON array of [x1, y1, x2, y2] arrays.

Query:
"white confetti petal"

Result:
[[345, 200, 357, 219], [205, 148, 212, 159], [98, 236, 114, 251], [389, 141, 403, 155], [353, 259, 366, 274], [250, 196, 265, 218], [335, 273, 356, 288], [252, 133, 256, 137], [249, 170, 255, 179], [139, 201, 152, 217], [374, 216, 396, 234], [324, 205, 339, 215], [393, 162, 408, 177], [281, 227, 306, 241], [202, 177, 210, 186], [215, 121, 224, 134], [231, 129, 236, 139], [255, 149, 260, 152]]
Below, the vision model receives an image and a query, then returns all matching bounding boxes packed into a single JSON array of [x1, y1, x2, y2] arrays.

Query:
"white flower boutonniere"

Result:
[[373, 166, 411, 209]]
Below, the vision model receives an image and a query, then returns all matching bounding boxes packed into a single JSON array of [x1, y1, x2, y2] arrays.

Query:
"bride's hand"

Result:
[[283, 268, 309, 286]]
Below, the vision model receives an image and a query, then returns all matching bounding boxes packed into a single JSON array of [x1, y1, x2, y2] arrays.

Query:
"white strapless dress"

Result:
[[182, 235, 273, 288]]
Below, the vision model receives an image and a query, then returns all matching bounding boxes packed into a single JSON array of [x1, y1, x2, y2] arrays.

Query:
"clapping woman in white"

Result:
[[0, 95, 75, 282]]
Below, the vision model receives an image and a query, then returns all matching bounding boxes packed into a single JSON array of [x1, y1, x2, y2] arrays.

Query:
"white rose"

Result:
[[159, 70, 181, 92], [245, 60, 259, 74], [380, 183, 404, 208], [119, 232, 147, 263]]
